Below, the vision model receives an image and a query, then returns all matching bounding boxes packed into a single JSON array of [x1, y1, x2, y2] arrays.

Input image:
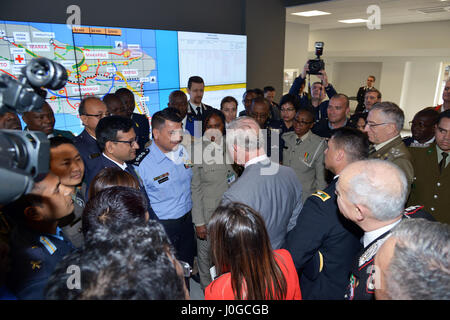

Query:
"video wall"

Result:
[[0, 20, 247, 134]]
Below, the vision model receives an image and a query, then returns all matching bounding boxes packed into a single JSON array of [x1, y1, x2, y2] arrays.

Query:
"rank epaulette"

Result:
[[133, 148, 150, 166]]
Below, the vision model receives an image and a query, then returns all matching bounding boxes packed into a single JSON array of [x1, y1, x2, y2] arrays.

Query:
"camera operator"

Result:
[[22, 101, 74, 140], [288, 60, 337, 125]]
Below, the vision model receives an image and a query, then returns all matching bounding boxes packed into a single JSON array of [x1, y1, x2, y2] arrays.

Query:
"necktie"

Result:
[[296, 138, 302, 145], [439, 152, 448, 174], [369, 144, 376, 156], [125, 165, 138, 180], [196, 106, 202, 118]]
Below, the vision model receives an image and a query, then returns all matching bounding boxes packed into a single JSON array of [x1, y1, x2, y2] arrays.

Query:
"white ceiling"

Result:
[[286, 0, 450, 30]]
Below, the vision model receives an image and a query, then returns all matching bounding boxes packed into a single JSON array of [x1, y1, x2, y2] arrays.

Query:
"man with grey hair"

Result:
[[374, 219, 449, 300], [336, 159, 434, 300], [221, 116, 303, 249], [364, 102, 414, 187]]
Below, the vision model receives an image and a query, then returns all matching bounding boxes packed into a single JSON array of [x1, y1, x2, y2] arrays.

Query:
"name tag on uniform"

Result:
[[227, 171, 236, 185], [153, 172, 169, 181], [157, 177, 169, 184]]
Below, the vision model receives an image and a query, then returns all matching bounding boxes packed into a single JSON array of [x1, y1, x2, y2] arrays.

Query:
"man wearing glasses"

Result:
[[74, 97, 109, 166], [283, 108, 327, 203], [364, 102, 414, 188]]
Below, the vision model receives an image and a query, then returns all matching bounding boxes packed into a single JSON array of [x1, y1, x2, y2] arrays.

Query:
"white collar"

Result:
[[374, 135, 399, 151], [412, 136, 435, 146], [102, 153, 127, 170], [363, 219, 401, 248], [245, 154, 269, 168]]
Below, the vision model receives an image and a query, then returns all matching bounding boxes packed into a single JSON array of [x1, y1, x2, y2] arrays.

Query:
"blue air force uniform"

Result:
[[136, 141, 195, 266], [7, 224, 74, 300], [284, 178, 363, 299], [73, 129, 101, 166]]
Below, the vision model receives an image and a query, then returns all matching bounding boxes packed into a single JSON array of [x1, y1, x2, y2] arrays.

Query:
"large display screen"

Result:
[[0, 20, 247, 134]]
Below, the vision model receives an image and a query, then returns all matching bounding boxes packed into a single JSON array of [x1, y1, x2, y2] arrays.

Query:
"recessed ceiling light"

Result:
[[338, 18, 368, 24], [291, 10, 331, 17]]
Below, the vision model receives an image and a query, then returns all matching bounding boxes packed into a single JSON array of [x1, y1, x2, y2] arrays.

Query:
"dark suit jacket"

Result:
[[285, 178, 362, 300], [185, 103, 213, 137], [83, 154, 157, 220], [74, 129, 101, 170]]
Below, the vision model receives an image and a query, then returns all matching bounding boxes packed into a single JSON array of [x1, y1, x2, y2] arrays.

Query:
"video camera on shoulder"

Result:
[[0, 57, 68, 204], [307, 42, 325, 75]]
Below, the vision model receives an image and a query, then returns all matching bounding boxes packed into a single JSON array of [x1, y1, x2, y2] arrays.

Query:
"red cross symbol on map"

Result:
[[15, 55, 24, 64]]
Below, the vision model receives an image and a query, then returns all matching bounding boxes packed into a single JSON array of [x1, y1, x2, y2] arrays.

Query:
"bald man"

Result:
[[336, 159, 434, 300], [74, 97, 109, 165]]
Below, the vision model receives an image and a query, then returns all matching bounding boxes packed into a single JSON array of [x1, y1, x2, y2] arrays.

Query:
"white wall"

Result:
[[285, 20, 450, 128], [284, 22, 310, 71]]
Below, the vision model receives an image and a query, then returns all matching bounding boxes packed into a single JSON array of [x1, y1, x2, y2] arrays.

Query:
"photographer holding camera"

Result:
[[288, 43, 337, 125]]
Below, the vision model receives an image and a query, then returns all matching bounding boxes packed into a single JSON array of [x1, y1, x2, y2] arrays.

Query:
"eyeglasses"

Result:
[[111, 137, 138, 147], [365, 122, 391, 128], [178, 260, 192, 278], [82, 112, 111, 119]]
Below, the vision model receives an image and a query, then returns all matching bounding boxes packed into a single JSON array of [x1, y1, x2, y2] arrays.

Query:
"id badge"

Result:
[[227, 171, 236, 185]]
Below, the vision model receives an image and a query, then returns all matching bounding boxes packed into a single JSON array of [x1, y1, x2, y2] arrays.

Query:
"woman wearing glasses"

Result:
[[279, 94, 300, 135], [282, 108, 327, 203]]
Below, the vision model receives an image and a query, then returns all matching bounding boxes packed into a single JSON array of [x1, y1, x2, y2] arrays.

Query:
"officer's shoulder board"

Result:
[[132, 148, 150, 166], [311, 190, 331, 202]]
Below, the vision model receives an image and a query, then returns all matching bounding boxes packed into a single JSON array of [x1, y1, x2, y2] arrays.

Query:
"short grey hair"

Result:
[[226, 116, 265, 152], [347, 160, 408, 221], [386, 219, 450, 300], [370, 102, 405, 132]]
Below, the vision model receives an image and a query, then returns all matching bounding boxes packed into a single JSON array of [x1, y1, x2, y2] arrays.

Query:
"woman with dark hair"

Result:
[[88, 166, 139, 199], [82, 186, 149, 237], [220, 96, 238, 127], [191, 109, 238, 290], [279, 94, 300, 134], [205, 202, 301, 300]]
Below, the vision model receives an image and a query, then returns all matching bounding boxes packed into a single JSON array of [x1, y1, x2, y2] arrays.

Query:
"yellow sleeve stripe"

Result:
[[318, 251, 324, 272], [312, 190, 331, 202]]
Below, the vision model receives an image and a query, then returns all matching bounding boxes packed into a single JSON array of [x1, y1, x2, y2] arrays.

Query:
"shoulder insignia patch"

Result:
[[132, 148, 150, 166], [40, 236, 57, 255], [312, 190, 331, 202], [88, 152, 101, 160]]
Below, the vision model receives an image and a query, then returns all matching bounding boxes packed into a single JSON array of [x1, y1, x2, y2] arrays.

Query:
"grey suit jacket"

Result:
[[221, 157, 303, 249]]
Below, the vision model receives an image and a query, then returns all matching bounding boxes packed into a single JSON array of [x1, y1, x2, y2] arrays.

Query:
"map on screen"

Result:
[[0, 20, 246, 135]]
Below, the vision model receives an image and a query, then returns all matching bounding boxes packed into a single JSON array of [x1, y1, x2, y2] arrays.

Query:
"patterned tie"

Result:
[[439, 152, 448, 174]]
